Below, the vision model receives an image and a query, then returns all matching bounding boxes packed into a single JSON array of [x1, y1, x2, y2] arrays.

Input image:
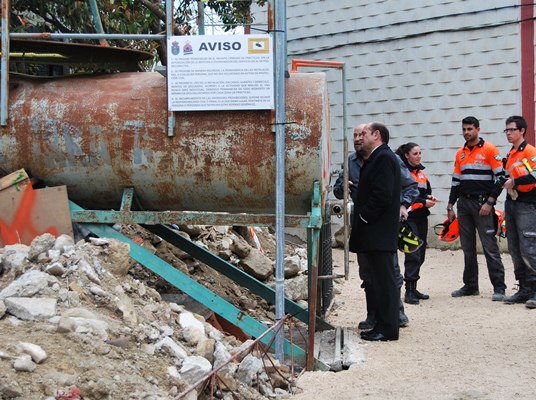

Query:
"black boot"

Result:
[[504, 280, 532, 304], [404, 281, 420, 305], [358, 288, 376, 330], [414, 281, 430, 300], [525, 284, 536, 309]]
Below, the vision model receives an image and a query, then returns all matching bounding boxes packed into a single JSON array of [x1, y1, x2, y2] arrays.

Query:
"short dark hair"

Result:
[[462, 116, 479, 128], [505, 115, 527, 135], [369, 121, 390, 144]]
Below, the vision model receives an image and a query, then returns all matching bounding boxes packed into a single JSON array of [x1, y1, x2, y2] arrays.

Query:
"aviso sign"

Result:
[[167, 35, 274, 111]]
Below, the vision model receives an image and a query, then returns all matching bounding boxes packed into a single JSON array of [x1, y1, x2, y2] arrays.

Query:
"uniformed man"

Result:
[[500, 115, 536, 306], [447, 116, 506, 300]]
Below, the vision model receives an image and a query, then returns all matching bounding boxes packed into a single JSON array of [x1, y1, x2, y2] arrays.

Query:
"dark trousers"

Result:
[[457, 197, 506, 291], [403, 217, 428, 282], [505, 200, 536, 284], [357, 251, 399, 339], [360, 253, 403, 290]]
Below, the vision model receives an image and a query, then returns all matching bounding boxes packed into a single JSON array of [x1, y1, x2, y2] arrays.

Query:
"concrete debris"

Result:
[[284, 255, 301, 278], [15, 342, 47, 364], [240, 248, 275, 280], [0, 225, 306, 399]]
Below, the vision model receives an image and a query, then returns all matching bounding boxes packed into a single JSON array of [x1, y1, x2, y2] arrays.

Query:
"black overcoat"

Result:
[[349, 143, 401, 253]]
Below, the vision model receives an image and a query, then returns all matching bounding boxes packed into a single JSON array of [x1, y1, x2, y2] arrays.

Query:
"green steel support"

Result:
[[142, 224, 333, 331], [71, 209, 310, 228], [306, 181, 323, 371]]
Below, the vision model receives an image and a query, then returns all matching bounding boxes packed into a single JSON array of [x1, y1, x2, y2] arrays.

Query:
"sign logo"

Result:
[[183, 41, 193, 55], [248, 38, 269, 54], [171, 41, 180, 55]]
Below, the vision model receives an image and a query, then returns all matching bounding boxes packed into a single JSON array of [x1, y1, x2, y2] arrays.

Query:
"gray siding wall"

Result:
[[252, 1, 529, 228]]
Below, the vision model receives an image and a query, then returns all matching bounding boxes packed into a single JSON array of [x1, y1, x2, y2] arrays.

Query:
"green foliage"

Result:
[[10, 0, 267, 69]]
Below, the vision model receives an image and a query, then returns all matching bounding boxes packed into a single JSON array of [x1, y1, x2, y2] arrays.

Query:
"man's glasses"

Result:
[[503, 128, 519, 133]]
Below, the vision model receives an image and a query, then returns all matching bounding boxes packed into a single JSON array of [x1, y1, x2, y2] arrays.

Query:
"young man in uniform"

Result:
[[500, 115, 536, 306], [447, 116, 507, 300]]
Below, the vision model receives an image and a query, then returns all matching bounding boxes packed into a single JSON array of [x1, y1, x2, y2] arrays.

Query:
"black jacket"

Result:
[[350, 144, 401, 253]]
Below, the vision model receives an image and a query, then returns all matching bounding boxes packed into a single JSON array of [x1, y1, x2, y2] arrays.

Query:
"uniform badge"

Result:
[[494, 155, 502, 161]]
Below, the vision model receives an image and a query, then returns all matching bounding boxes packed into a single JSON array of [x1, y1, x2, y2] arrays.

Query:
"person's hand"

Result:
[[400, 205, 409, 220], [447, 209, 456, 222], [479, 202, 492, 216], [426, 195, 437, 208], [503, 178, 515, 190]]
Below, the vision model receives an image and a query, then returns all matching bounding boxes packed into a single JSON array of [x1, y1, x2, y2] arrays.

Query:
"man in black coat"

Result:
[[350, 121, 401, 341]]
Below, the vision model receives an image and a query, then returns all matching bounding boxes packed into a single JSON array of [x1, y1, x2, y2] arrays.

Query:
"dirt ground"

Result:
[[293, 247, 536, 400]]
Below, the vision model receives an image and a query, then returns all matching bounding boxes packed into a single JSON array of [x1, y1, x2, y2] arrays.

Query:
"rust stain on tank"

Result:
[[1, 72, 330, 215]]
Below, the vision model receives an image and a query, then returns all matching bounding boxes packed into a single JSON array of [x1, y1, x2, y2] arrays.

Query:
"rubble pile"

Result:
[[0, 226, 310, 400]]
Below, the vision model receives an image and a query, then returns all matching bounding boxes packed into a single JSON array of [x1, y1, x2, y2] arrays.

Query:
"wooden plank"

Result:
[[0, 169, 29, 191], [0, 185, 73, 246]]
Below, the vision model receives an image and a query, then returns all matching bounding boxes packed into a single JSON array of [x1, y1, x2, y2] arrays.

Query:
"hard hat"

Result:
[[494, 209, 507, 238], [398, 221, 424, 253], [509, 163, 536, 192], [435, 217, 459, 242]]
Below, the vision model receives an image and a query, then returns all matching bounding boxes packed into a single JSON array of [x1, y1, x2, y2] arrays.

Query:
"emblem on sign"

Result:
[[171, 41, 180, 55]]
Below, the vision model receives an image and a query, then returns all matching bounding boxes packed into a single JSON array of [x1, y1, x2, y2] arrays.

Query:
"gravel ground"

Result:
[[292, 247, 536, 400]]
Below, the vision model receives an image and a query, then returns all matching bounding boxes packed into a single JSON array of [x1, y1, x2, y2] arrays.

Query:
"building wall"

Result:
[[252, 1, 531, 235]]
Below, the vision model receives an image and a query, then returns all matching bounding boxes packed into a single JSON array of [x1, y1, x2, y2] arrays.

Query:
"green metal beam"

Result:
[[71, 209, 310, 228], [141, 223, 333, 331]]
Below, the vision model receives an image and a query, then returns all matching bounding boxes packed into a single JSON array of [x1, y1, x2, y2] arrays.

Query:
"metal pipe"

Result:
[[166, 0, 175, 137], [289, 59, 350, 280], [88, 0, 108, 46], [11, 33, 165, 40], [342, 64, 349, 281], [197, 1, 205, 35], [1, 0, 10, 126], [273, 0, 287, 363], [290, 59, 344, 72]]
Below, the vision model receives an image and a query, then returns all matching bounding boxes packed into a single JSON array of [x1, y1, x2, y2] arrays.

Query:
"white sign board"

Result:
[[167, 35, 274, 111]]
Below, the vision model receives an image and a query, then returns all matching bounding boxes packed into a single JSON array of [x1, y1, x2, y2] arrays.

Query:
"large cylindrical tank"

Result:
[[0, 72, 330, 215]]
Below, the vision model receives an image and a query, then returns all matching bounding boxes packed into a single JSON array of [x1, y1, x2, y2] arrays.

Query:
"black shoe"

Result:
[[491, 289, 505, 302], [504, 286, 532, 304], [451, 286, 480, 297], [358, 314, 376, 330], [525, 292, 536, 309], [360, 330, 398, 341]]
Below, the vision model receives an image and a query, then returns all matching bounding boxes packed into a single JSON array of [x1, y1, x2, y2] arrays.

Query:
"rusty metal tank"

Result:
[[0, 71, 330, 215]]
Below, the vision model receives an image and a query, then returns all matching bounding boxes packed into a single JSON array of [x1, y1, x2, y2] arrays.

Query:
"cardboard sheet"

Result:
[[0, 184, 73, 246]]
